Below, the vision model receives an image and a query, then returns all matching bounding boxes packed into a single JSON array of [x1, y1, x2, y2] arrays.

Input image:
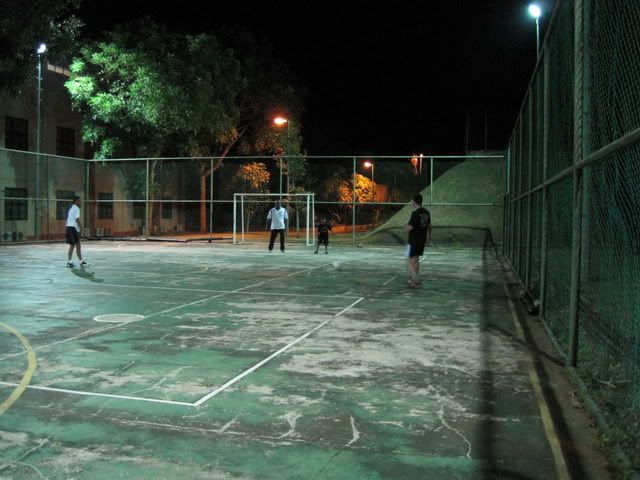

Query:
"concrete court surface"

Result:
[[0, 241, 609, 479]]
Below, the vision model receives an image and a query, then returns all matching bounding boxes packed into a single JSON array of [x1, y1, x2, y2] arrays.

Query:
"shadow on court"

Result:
[[70, 267, 104, 283]]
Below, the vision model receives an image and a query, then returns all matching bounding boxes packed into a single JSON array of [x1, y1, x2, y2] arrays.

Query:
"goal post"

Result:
[[233, 193, 315, 246]]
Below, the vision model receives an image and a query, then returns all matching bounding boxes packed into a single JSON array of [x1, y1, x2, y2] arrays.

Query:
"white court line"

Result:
[[193, 296, 365, 407], [0, 263, 332, 362], [0, 381, 194, 407], [382, 275, 397, 286]]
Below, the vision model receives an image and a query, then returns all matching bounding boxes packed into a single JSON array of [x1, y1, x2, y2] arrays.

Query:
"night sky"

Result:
[[77, 0, 554, 155]]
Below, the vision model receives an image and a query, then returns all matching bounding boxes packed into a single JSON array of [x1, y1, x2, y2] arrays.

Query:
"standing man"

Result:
[[266, 200, 288, 252], [405, 193, 431, 288], [66, 196, 88, 267]]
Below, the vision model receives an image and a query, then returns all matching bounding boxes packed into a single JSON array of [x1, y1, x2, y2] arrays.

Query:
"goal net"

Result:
[[233, 193, 315, 246]]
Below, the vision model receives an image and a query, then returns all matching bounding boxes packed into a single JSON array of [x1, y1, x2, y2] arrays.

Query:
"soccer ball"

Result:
[[332, 261, 341, 269]]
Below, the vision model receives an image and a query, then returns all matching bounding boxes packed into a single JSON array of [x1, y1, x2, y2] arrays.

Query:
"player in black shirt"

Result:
[[314, 218, 332, 254], [406, 193, 431, 288]]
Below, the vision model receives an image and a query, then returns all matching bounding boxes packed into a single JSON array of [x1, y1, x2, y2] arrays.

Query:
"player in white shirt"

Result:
[[66, 196, 88, 268], [266, 200, 288, 252]]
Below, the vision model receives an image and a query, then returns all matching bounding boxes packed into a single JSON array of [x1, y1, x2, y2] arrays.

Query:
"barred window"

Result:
[[56, 127, 75, 157], [98, 192, 113, 219], [5, 117, 28, 151], [4, 188, 28, 220]]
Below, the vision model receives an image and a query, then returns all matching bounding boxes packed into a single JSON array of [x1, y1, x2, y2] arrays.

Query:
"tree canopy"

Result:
[[65, 20, 304, 160]]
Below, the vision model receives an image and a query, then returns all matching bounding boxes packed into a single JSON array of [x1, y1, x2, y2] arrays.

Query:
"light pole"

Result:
[[363, 161, 374, 183], [273, 116, 289, 197], [528, 4, 542, 58], [35, 42, 47, 240]]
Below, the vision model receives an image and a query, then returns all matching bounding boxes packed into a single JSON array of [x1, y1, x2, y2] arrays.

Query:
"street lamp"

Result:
[[528, 4, 542, 58], [363, 161, 374, 183], [35, 42, 47, 240], [273, 116, 290, 197]]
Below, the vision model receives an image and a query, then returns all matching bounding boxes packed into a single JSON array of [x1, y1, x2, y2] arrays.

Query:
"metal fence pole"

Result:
[[352, 156, 356, 246], [232, 194, 237, 244], [568, 0, 585, 367], [525, 93, 534, 289], [209, 158, 213, 242], [539, 52, 551, 318], [430, 157, 434, 206], [145, 159, 149, 237]]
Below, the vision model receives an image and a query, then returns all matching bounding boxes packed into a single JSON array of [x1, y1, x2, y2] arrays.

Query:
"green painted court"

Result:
[[0, 241, 603, 479]]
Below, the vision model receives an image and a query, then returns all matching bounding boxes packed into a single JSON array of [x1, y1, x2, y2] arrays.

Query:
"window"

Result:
[[4, 188, 28, 221], [5, 116, 28, 151], [56, 127, 75, 157], [161, 197, 173, 219], [98, 192, 113, 219], [132, 202, 145, 220], [56, 190, 76, 220]]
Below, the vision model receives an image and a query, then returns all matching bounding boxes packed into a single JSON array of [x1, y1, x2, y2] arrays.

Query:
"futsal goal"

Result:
[[233, 193, 316, 246]]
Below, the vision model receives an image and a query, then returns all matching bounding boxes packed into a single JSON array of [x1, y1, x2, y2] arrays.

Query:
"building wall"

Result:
[[0, 64, 85, 241]]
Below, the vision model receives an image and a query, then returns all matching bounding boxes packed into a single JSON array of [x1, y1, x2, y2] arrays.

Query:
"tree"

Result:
[[66, 21, 305, 233], [0, 0, 82, 92]]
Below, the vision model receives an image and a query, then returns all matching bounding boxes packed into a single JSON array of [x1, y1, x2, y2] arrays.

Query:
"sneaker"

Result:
[[314, 251, 318, 254], [67, 262, 74, 268], [80, 261, 89, 267]]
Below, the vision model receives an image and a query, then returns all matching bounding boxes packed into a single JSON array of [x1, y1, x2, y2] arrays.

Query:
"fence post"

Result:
[[568, 0, 585, 367], [429, 157, 434, 206], [209, 158, 214, 241], [525, 93, 534, 289], [145, 159, 149, 237], [540, 52, 550, 318], [352, 156, 356, 246]]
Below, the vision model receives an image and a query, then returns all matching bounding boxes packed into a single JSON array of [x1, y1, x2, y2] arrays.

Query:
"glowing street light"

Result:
[[363, 161, 374, 183], [273, 117, 290, 197], [528, 4, 542, 58]]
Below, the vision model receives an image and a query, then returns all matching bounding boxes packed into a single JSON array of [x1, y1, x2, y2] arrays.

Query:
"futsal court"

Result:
[[0, 241, 594, 479]]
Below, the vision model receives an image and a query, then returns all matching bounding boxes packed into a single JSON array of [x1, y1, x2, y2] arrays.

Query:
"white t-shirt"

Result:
[[267, 207, 288, 230], [66, 204, 80, 231]]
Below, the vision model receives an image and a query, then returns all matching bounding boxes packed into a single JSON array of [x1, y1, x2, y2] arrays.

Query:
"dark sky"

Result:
[[78, 0, 554, 155]]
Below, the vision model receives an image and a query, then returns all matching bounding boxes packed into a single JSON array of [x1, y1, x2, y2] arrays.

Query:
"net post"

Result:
[[568, 0, 585, 367], [232, 193, 237, 244], [241, 194, 245, 244], [312, 193, 315, 246]]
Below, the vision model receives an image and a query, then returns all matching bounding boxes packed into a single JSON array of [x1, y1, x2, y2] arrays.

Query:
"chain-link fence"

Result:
[[1, 150, 504, 247], [503, 0, 640, 473]]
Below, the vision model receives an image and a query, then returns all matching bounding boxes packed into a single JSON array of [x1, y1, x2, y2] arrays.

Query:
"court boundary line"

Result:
[[58, 282, 361, 299], [0, 263, 333, 362], [193, 296, 365, 406], [0, 293, 363, 408], [0, 323, 37, 414], [0, 381, 194, 407], [503, 283, 571, 480]]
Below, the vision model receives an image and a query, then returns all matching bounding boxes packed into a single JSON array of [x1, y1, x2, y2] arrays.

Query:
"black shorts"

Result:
[[409, 242, 425, 257], [66, 227, 80, 245], [318, 234, 329, 245]]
